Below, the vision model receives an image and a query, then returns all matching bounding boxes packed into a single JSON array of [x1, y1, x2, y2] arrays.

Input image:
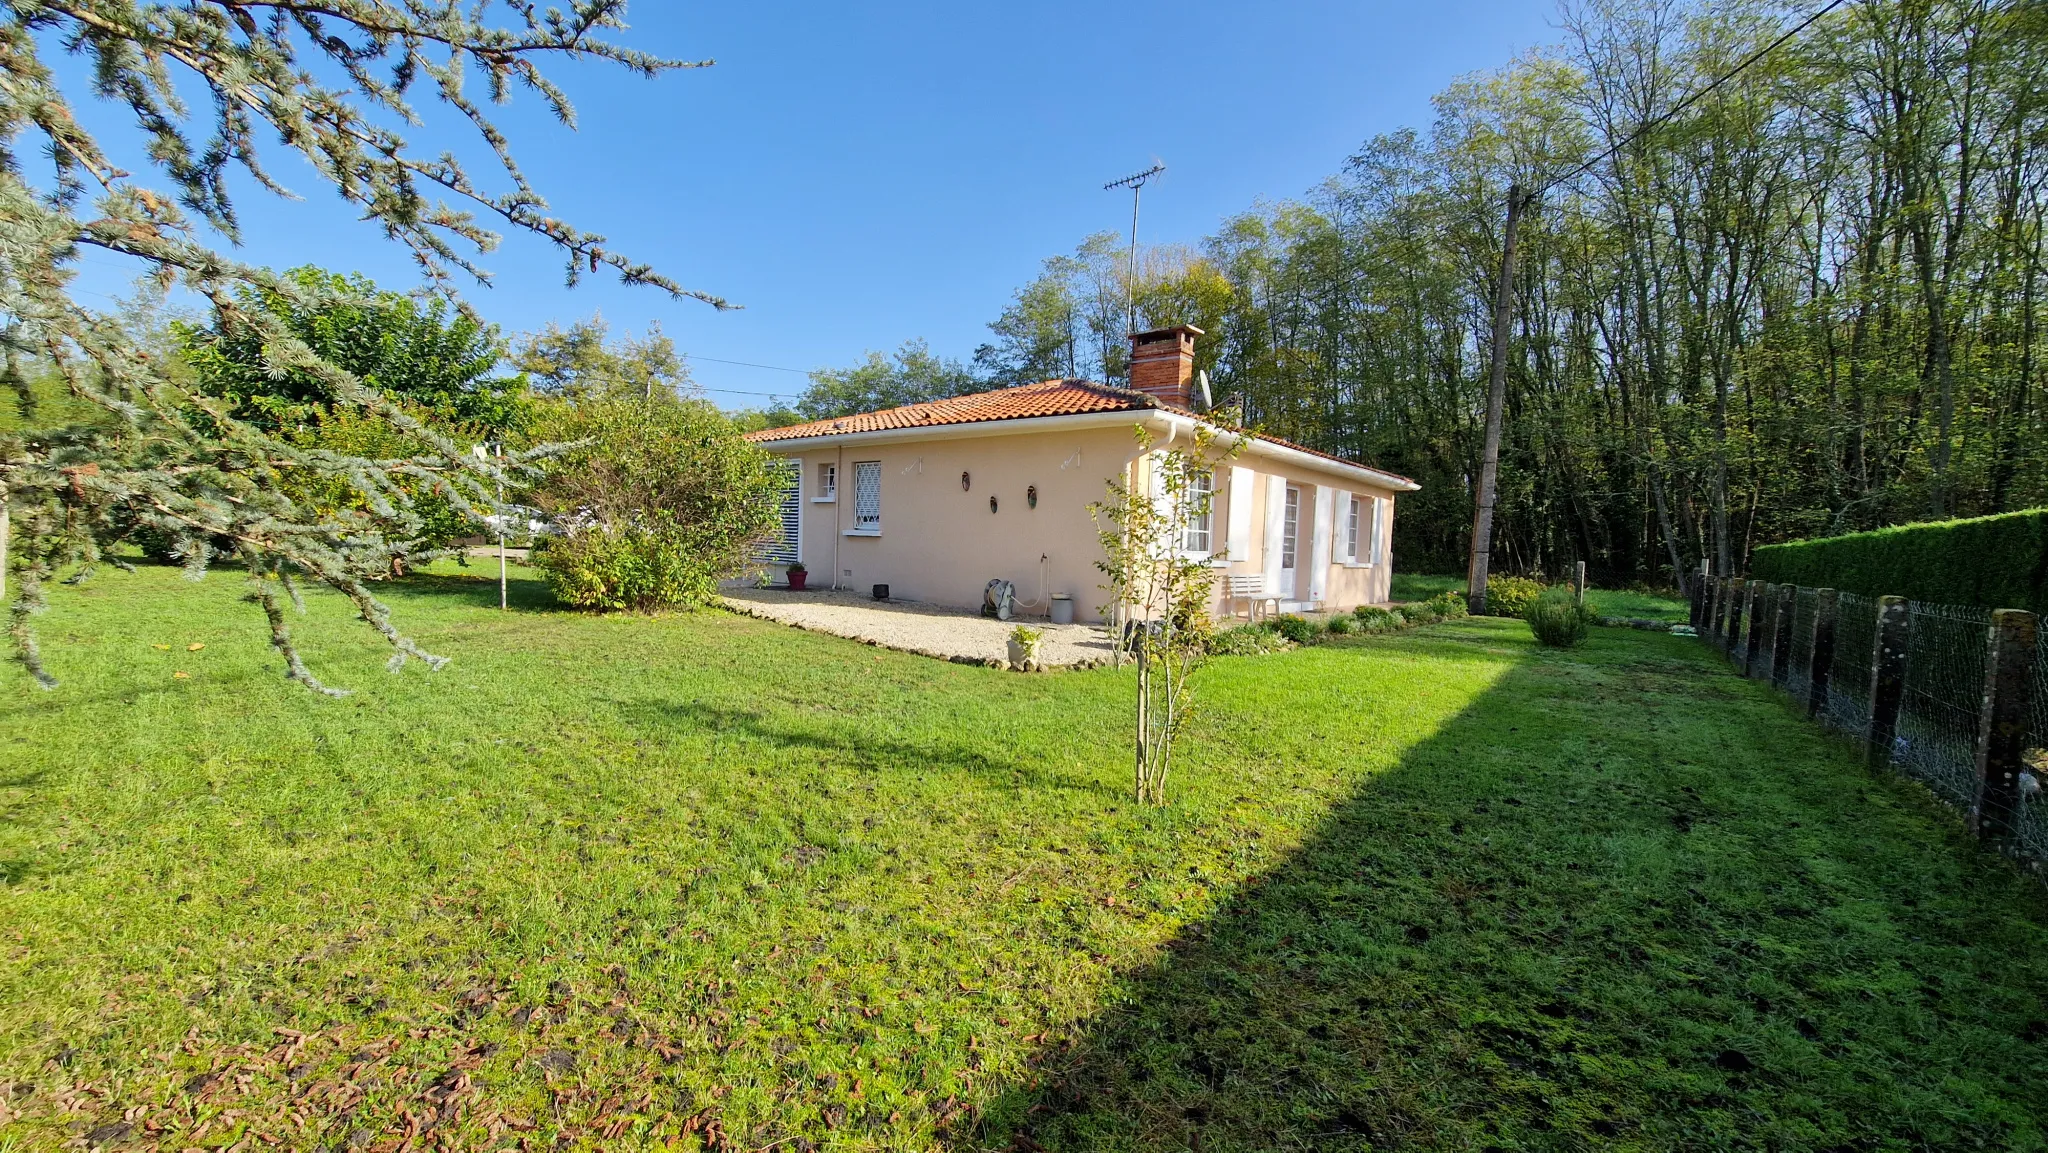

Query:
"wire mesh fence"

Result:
[[2019, 626, 2048, 866], [1784, 588, 1817, 705], [1895, 601, 1992, 811], [1693, 579, 2042, 880], [1823, 591, 1876, 736]]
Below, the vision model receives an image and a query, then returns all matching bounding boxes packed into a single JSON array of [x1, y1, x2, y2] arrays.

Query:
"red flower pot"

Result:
[[787, 569, 808, 591]]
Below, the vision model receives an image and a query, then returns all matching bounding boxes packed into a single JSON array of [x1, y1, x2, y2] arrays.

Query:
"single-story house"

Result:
[[743, 326, 1419, 622]]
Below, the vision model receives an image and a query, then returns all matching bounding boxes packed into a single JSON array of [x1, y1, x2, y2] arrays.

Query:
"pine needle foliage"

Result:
[[0, 1, 722, 692]]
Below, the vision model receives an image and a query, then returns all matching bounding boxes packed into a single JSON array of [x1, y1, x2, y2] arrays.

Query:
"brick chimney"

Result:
[[1128, 324, 1203, 408]]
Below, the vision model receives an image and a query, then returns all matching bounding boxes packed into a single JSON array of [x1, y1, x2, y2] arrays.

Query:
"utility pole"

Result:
[[1104, 163, 1166, 343], [1466, 183, 1528, 616], [496, 444, 508, 612]]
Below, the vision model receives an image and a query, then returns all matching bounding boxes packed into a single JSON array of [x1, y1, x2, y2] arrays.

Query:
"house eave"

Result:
[[754, 408, 1422, 494]]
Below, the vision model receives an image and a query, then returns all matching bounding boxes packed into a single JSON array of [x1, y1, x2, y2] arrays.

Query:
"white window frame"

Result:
[[848, 460, 882, 535], [814, 461, 837, 503], [1181, 469, 1215, 556], [1345, 495, 1361, 563]]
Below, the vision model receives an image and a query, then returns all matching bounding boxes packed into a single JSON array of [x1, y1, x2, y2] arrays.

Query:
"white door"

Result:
[[1279, 486, 1300, 599]]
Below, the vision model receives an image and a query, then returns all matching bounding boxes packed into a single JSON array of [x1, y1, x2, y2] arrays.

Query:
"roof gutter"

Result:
[[1149, 412, 1423, 493], [754, 408, 1420, 493], [749, 409, 1168, 452]]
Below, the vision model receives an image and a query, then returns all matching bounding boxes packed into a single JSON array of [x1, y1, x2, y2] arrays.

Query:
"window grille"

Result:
[[853, 461, 881, 530], [1182, 470, 1214, 553], [1281, 487, 1299, 568]]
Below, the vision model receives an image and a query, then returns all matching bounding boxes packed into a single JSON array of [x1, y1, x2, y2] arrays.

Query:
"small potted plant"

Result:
[[785, 561, 808, 591], [1007, 623, 1045, 672]]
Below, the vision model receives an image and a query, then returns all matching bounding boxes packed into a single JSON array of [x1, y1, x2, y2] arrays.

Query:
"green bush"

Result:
[[1325, 613, 1357, 635], [1525, 587, 1592, 648], [1484, 575, 1546, 618], [1396, 601, 1441, 626], [1207, 622, 1287, 655], [1271, 614, 1319, 645], [1750, 509, 2048, 613], [536, 521, 716, 611], [1425, 590, 1470, 619], [529, 390, 784, 613], [1352, 605, 1402, 633]]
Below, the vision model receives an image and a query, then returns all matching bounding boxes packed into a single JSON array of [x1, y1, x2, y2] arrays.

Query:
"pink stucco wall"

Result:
[[763, 415, 1406, 622]]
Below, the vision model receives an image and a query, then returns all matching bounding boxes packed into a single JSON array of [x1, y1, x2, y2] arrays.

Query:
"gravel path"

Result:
[[720, 585, 1117, 669]]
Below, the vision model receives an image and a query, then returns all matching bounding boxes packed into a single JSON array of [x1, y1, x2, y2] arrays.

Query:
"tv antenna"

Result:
[[1104, 163, 1165, 337]]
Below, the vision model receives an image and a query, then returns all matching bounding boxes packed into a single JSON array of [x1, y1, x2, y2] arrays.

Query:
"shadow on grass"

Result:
[[391, 567, 556, 612], [627, 698, 1112, 798], [965, 635, 2048, 1151]]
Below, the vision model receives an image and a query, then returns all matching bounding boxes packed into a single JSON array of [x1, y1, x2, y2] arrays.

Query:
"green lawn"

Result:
[[1392, 572, 1691, 623], [3, 563, 2045, 1151]]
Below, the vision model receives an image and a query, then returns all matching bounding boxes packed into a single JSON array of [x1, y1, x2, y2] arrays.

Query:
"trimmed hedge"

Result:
[[1749, 509, 2048, 614]]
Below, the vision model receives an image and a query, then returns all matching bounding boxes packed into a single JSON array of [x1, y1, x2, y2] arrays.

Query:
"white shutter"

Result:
[[1261, 474, 1285, 590], [1226, 466, 1253, 561], [1371, 496, 1387, 565], [1309, 486, 1333, 603], [758, 459, 801, 564]]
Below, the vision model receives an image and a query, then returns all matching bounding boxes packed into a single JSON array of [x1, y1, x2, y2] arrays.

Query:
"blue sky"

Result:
[[65, 1, 1558, 407]]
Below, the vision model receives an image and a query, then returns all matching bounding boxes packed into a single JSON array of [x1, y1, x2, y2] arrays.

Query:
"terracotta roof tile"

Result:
[[743, 379, 1147, 443], [743, 378, 1418, 488]]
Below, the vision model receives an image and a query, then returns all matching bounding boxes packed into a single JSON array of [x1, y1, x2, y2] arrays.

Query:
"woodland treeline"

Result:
[[805, 0, 2048, 586]]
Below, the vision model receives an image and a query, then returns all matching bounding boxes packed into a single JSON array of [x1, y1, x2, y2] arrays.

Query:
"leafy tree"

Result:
[[0, 1, 720, 692], [514, 317, 693, 401], [797, 339, 980, 419], [1089, 419, 1243, 806], [176, 266, 527, 434], [527, 391, 783, 611], [994, 0, 2048, 588]]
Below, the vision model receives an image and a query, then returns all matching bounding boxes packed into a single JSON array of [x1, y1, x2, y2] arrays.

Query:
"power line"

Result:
[[677, 353, 812, 375], [1530, 0, 1851, 202]]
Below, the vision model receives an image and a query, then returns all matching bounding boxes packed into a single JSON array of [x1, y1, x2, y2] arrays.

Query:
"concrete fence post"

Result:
[[1864, 596, 1909, 771], [1745, 582, 1772, 678], [1574, 561, 1587, 610], [1969, 609, 2039, 845], [1771, 584, 1797, 690], [1807, 589, 1838, 718], [1726, 578, 1748, 657]]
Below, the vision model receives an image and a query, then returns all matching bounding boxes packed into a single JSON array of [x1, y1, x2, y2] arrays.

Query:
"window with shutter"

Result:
[[758, 460, 801, 564], [1181, 470, 1214, 553], [852, 461, 882, 530], [1346, 495, 1360, 562]]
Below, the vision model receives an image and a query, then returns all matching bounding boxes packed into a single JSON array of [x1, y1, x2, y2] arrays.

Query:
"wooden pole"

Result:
[[1465, 184, 1526, 617], [1969, 609, 2038, 844], [496, 444, 508, 612], [1573, 560, 1587, 610]]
